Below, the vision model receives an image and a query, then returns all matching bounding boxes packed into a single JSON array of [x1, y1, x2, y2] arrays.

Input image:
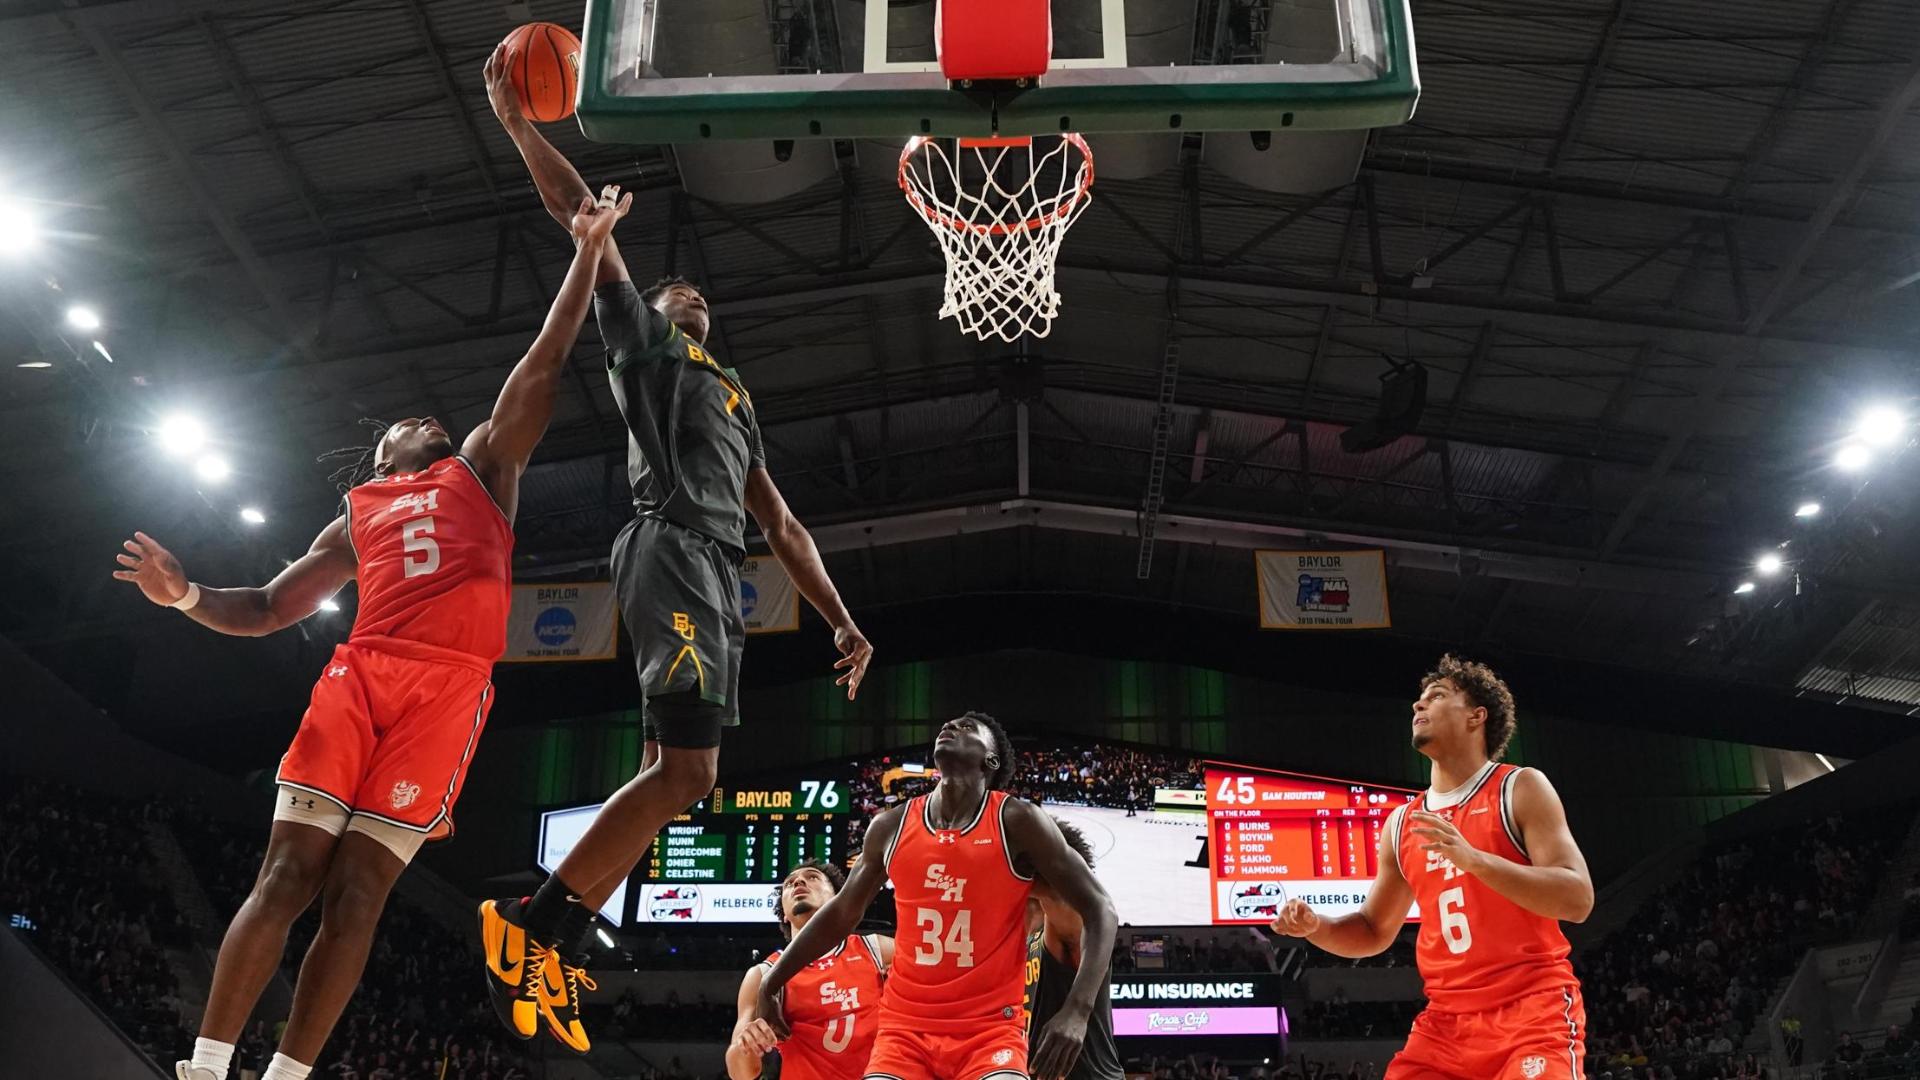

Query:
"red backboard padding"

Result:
[[936, 0, 1052, 82]]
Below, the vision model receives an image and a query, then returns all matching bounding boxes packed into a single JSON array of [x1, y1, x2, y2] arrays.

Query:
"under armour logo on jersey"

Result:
[[935, 831, 958, 845], [327, 665, 349, 678], [383, 490, 439, 517], [924, 863, 967, 902]]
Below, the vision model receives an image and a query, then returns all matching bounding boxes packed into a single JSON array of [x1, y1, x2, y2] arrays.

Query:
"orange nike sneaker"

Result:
[[529, 946, 596, 1053], [478, 898, 541, 1039]]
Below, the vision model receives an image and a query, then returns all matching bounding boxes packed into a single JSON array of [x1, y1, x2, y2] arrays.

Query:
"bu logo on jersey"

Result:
[[383, 490, 439, 517], [818, 980, 861, 1012], [924, 863, 968, 902]]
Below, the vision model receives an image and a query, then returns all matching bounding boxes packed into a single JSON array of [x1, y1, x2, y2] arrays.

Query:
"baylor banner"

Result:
[[1256, 550, 1391, 630], [502, 582, 619, 662], [740, 556, 799, 634]]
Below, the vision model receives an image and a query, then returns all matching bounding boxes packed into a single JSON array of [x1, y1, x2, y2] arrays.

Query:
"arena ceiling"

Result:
[[2, 0, 1919, 735]]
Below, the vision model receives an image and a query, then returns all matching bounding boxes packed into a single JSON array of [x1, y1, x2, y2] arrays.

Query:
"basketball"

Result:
[[501, 22, 581, 124]]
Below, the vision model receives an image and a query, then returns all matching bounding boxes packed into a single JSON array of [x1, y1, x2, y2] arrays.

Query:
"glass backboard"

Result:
[[576, 0, 1417, 144]]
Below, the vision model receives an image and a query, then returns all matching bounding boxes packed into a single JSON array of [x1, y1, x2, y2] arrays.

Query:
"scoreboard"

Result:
[[635, 777, 853, 923], [1204, 765, 1420, 925]]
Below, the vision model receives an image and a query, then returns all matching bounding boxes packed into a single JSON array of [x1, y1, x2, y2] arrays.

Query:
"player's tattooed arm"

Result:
[[726, 964, 779, 1080], [113, 520, 356, 637], [745, 466, 873, 700], [1007, 798, 1117, 1080], [484, 43, 630, 286], [1272, 813, 1413, 958], [1412, 769, 1594, 923], [753, 806, 903, 1039], [463, 189, 632, 520]]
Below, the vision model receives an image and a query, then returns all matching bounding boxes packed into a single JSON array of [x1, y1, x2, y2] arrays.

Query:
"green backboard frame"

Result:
[[574, 0, 1418, 144]]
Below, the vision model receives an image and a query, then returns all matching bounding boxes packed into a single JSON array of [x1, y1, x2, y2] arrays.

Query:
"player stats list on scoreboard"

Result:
[[1204, 766, 1419, 925], [644, 779, 849, 884]]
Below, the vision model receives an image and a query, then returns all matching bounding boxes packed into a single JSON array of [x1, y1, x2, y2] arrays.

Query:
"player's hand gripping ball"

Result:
[[490, 23, 582, 123]]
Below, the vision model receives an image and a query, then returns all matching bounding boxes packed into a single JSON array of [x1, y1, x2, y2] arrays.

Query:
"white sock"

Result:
[[261, 1054, 312, 1080], [190, 1038, 235, 1076]]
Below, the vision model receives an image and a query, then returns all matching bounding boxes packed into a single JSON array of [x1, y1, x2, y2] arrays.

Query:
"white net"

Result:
[[899, 134, 1094, 343]]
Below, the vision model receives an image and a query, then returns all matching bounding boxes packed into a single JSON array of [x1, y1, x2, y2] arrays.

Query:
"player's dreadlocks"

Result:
[[316, 418, 392, 493], [640, 274, 702, 306]]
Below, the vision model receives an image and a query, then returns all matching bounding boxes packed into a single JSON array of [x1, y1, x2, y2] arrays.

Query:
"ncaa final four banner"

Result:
[[501, 582, 620, 662], [739, 556, 799, 634], [1255, 549, 1391, 630]]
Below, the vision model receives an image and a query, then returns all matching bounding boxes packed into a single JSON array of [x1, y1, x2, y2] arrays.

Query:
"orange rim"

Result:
[[899, 133, 1095, 237]]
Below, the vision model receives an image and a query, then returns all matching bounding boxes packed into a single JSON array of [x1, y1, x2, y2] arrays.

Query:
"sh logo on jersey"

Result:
[[383, 490, 439, 517], [1424, 850, 1464, 880], [923, 863, 968, 902], [818, 981, 862, 1013]]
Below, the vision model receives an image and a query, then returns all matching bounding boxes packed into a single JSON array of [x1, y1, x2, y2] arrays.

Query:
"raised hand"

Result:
[[484, 42, 524, 126], [1407, 810, 1486, 875], [569, 185, 633, 245], [112, 531, 189, 606], [751, 983, 791, 1041]]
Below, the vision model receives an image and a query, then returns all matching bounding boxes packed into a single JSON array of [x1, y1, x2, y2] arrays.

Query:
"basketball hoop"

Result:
[[899, 133, 1095, 343]]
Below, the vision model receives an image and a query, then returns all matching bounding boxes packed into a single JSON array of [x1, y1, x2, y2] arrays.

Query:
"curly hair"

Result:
[[771, 858, 846, 940], [1422, 654, 1518, 761], [1051, 816, 1094, 868], [640, 274, 702, 307]]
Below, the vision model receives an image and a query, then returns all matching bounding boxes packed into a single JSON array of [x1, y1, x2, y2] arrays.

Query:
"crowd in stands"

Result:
[[849, 739, 1202, 850], [1575, 807, 1910, 1080], [0, 782, 198, 1066], [1124, 1053, 1381, 1080], [1290, 997, 1423, 1040], [1112, 930, 1270, 973]]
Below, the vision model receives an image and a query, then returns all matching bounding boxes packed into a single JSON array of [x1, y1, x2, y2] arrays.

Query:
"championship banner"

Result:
[[740, 556, 799, 634], [1255, 549, 1391, 630], [501, 582, 619, 662]]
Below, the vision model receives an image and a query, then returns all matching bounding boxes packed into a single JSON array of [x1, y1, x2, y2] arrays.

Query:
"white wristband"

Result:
[[169, 582, 202, 611]]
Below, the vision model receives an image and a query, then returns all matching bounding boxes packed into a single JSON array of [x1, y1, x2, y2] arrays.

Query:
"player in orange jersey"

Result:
[[751, 713, 1117, 1080], [727, 860, 895, 1080], [113, 192, 633, 1080], [1270, 655, 1595, 1080]]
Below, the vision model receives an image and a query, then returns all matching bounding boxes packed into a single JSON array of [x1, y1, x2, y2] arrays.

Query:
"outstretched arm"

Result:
[[112, 523, 355, 637], [1410, 769, 1593, 923], [1272, 810, 1414, 958], [744, 467, 873, 699], [485, 43, 628, 286], [1006, 799, 1118, 1080], [753, 808, 902, 1037], [462, 189, 633, 519]]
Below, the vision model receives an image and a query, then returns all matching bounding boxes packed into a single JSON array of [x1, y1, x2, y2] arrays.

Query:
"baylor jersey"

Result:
[[597, 281, 764, 551], [1024, 928, 1123, 1080]]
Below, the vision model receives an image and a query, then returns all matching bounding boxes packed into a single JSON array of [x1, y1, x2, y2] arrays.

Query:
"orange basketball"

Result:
[[502, 22, 581, 124]]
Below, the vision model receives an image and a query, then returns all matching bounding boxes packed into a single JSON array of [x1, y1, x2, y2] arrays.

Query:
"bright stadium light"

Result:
[[1795, 501, 1822, 519], [195, 454, 231, 483], [16, 360, 51, 370], [1834, 443, 1872, 472], [596, 928, 616, 949], [318, 597, 341, 613], [157, 414, 206, 457], [0, 200, 38, 256], [1852, 405, 1906, 448], [65, 305, 101, 331], [1734, 581, 1756, 595], [239, 507, 266, 525], [1756, 552, 1785, 576]]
